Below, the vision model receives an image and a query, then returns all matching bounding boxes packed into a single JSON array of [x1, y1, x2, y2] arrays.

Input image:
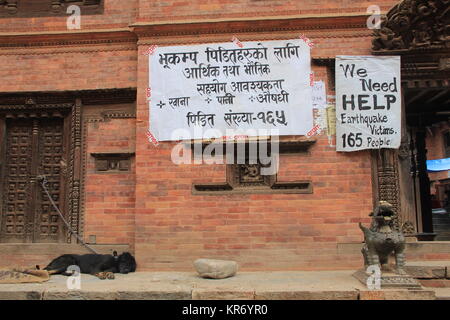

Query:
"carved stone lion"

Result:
[[359, 201, 406, 275]]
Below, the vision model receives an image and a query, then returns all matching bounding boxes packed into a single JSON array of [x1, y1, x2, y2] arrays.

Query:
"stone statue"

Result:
[[359, 201, 406, 275]]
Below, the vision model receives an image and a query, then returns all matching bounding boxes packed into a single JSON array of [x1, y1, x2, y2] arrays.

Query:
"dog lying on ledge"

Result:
[[44, 251, 136, 280]]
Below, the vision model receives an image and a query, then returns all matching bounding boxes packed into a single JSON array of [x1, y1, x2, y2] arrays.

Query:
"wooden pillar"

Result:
[[397, 91, 419, 235], [68, 99, 82, 243], [415, 128, 433, 233], [376, 148, 401, 230]]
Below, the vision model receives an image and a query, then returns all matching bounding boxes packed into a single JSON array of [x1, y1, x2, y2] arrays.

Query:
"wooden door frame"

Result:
[[0, 88, 136, 244], [0, 101, 80, 243]]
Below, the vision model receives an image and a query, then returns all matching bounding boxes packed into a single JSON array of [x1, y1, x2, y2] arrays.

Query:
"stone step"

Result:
[[405, 265, 447, 279], [0, 271, 437, 300], [431, 288, 450, 300], [419, 279, 450, 288]]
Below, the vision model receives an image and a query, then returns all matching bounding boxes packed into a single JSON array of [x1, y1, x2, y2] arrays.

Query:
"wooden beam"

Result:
[[428, 89, 450, 104], [406, 89, 431, 105], [131, 14, 369, 38]]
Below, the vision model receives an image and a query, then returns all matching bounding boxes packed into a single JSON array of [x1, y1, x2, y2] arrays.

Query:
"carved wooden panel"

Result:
[[90, 153, 134, 173], [35, 119, 65, 242], [1, 121, 32, 242], [239, 164, 265, 184], [376, 149, 401, 231], [228, 163, 274, 188], [372, 0, 449, 52], [0, 118, 65, 243], [192, 140, 315, 195]]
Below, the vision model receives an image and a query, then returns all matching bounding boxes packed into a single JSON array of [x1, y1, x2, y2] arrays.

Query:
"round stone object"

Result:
[[193, 259, 238, 279]]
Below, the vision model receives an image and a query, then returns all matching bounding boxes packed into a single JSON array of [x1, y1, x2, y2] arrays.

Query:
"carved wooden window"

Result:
[[192, 140, 314, 195], [0, 0, 103, 17], [229, 163, 275, 188], [91, 153, 134, 173]]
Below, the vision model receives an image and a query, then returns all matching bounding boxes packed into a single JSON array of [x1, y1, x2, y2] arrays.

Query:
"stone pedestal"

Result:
[[353, 269, 422, 289]]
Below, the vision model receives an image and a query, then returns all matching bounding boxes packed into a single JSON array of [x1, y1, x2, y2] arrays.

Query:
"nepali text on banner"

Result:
[[149, 39, 313, 141]]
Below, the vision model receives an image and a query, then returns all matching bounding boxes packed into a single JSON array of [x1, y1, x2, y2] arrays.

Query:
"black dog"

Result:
[[44, 251, 136, 280]]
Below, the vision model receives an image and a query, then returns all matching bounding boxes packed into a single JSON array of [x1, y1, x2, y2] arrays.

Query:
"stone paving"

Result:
[[0, 269, 440, 300]]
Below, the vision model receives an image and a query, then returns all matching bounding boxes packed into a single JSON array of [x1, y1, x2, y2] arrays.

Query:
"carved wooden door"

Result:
[[0, 118, 66, 243]]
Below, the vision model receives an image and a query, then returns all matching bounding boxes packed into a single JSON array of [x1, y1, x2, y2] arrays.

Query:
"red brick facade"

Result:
[[83, 116, 136, 248], [1, 0, 448, 271]]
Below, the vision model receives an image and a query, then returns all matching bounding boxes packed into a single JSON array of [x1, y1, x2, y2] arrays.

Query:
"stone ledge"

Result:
[[405, 266, 447, 279], [43, 291, 118, 300], [419, 280, 450, 288], [358, 290, 435, 300], [116, 291, 192, 300], [432, 288, 450, 300], [254, 290, 358, 300], [0, 271, 444, 300], [0, 288, 439, 300], [0, 291, 42, 300], [353, 269, 422, 289], [192, 290, 255, 300], [337, 242, 450, 255], [42, 290, 192, 300]]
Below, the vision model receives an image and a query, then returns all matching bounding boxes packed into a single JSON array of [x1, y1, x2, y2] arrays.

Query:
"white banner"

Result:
[[149, 39, 313, 141], [335, 56, 401, 152]]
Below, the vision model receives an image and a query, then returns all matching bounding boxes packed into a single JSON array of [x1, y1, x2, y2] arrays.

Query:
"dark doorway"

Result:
[[406, 87, 450, 240]]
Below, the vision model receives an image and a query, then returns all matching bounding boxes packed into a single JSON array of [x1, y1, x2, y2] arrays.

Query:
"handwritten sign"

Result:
[[149, 39, 313, 141], [336, 56, 401, 152], [312, 80, 326, 109]]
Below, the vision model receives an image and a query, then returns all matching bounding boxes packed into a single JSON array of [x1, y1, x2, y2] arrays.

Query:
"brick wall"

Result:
[[0, 0, 400, 32], [0, 49, 137, 92], [83, 116, 136, 250], [2, 0, 449, 271], [133, 32, 375, 270], [0, 0, 138, 32], [137, 0, 399, 22], [133, 135, 373, 271]]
